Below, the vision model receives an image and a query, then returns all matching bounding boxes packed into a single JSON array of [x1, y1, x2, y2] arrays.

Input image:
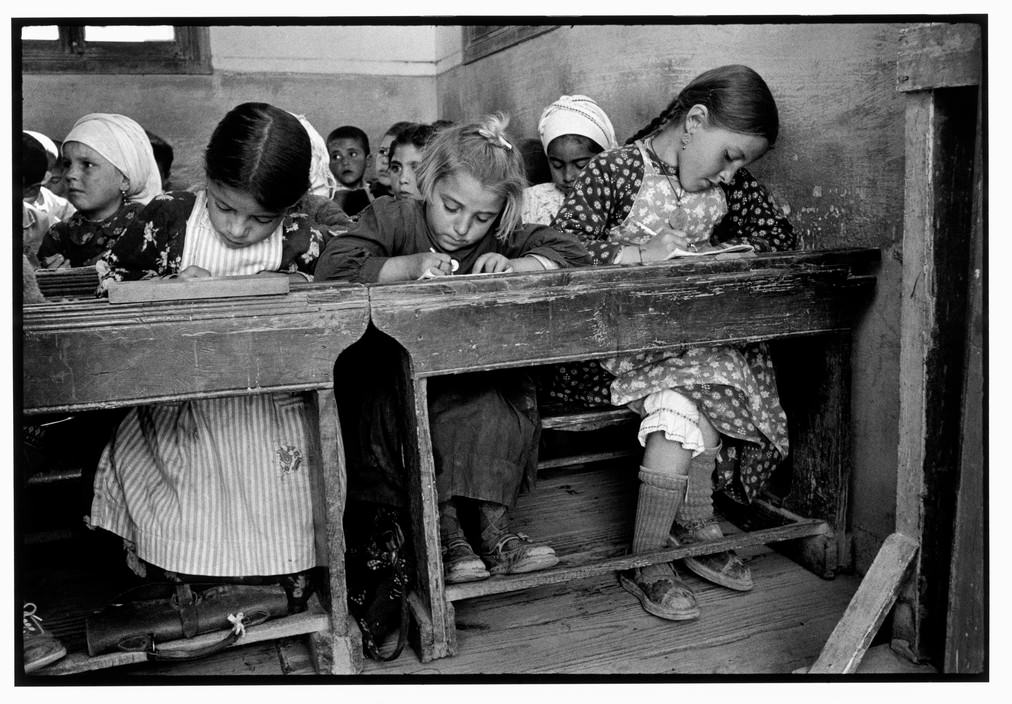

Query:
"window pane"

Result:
[[84, 25, 175, 42], [21, 26, 60, 41]]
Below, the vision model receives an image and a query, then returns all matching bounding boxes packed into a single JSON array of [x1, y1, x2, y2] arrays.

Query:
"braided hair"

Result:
[[626, 65, 779, 146]]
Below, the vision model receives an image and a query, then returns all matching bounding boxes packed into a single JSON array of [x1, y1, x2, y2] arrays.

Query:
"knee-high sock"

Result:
[[675, 445, 720, 528], [633, 467, 688, 554]]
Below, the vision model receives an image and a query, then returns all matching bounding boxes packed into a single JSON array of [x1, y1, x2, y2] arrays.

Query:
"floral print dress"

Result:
[[549, 141, 796, 503], [99, 190, 328, 283], [35, 201, 145, 268]]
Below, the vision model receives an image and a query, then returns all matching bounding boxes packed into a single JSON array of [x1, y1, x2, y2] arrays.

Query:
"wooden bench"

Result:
[[365, 248, 880, 663], [20, 280, 371, 675]]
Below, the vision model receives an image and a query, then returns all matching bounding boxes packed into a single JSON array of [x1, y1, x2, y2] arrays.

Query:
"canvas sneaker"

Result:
[[481, 533, 559, 575], [23, 603, 67, 673]]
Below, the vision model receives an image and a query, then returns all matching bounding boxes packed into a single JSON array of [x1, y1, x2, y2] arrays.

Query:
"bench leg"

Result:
[[402, 374, 456, 661], [308, 616, 363, 675], [308, 389, 363, 674], [776, 334, 853, 577]]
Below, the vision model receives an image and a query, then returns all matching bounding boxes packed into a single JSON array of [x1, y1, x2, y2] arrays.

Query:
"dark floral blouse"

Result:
[[101, 190, 333, 283], [551, 143, 796, 265], [36, 202, 146, 268]]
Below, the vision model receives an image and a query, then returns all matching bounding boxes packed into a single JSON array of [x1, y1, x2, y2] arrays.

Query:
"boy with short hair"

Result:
[[327, 125, 374, 216]]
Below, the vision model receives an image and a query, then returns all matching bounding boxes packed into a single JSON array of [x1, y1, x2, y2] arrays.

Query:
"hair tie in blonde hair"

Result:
[[477, 127, 513, 151]]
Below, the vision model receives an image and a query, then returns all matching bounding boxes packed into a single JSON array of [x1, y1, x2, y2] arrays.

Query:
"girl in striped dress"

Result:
[[550, 66, 796, 621], [89, 103, 331, 604]]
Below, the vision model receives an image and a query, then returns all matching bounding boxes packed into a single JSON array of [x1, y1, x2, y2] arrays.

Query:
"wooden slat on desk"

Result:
[[107, 273, 289, 304]]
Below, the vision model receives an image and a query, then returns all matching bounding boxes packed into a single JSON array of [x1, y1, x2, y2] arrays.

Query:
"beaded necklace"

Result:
[[646, 136, 689, 231]]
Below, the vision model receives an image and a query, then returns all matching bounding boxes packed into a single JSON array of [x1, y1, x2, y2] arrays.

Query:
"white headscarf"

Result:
[[292, 113, 338, 200], [537, 95, 618, 154], [63, 113, 162, 205], [24, 130, 59, 161]]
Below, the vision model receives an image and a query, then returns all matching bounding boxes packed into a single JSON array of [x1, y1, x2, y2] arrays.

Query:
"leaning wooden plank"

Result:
[[107, 273, 289, 304], [38, 607, 331, 675], [806, 533, 919, 674]]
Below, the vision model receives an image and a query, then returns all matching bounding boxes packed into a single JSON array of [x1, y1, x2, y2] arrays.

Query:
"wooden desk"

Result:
[[368, 248, 879, 662], [21, 282, 371, 675]]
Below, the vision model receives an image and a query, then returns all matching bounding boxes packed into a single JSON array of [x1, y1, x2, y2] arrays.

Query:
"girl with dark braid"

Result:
[[549, 65, 796, 621]]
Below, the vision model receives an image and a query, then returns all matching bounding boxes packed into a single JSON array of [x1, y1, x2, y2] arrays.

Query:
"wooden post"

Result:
[[401, 372, 457, 661], [777, 334, 854, 578], [307, 389, 363, 674], [892, 22, 983, 669], [942, 83, 985, 675]]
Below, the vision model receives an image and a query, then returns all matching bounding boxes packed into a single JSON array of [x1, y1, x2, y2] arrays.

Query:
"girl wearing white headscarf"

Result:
[[36, 113, 162, 269], [520, 95, 617, 225]]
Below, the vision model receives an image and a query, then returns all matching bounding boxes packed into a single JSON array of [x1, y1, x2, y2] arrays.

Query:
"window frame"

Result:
[[461, 25, 557, 65], [19, 24, 211, 75]]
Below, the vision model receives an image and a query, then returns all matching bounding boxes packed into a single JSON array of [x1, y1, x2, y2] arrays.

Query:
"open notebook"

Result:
[[666, 242, 755, 258]]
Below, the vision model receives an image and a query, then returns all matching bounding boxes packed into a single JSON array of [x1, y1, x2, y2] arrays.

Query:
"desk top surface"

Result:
[[368, 248, 879, 375], [22, 249, 879, 410]]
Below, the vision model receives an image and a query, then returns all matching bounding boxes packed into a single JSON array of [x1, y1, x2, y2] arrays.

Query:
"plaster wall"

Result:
[[21, 25, 440, 190]]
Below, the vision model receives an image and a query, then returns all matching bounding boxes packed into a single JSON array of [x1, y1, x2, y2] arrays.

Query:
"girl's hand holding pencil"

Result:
[[616, 221, 754, 265], [616, 222, 692, 265], [417, 248, 460, 279]]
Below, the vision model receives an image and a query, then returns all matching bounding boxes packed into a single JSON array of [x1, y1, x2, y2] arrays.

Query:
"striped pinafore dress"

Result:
[[89, 190, 318, 576]]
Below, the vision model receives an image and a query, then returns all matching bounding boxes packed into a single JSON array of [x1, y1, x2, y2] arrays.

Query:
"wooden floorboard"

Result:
[[360, 546, 861, 676], [23, 463, 888, 678]]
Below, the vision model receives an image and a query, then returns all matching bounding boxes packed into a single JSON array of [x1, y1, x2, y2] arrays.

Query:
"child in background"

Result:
[[21, 133, 53, 268], [46, 141, 69, 198], [550, 65, 796, 621], [521, 95, 617, 225], [23, 130, 75, 221], [518, 137, 552, 190], [145, 130, 175, 191], [372, 120, 413, 199], [91, 103, 332, 604], [35, 114, 161, 269], [316, 114, 590, 583], [293, 115, 352, 232], [388, 123, 436, 200], [327, 125, 374, 216], [430, 119, 455, 132]]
